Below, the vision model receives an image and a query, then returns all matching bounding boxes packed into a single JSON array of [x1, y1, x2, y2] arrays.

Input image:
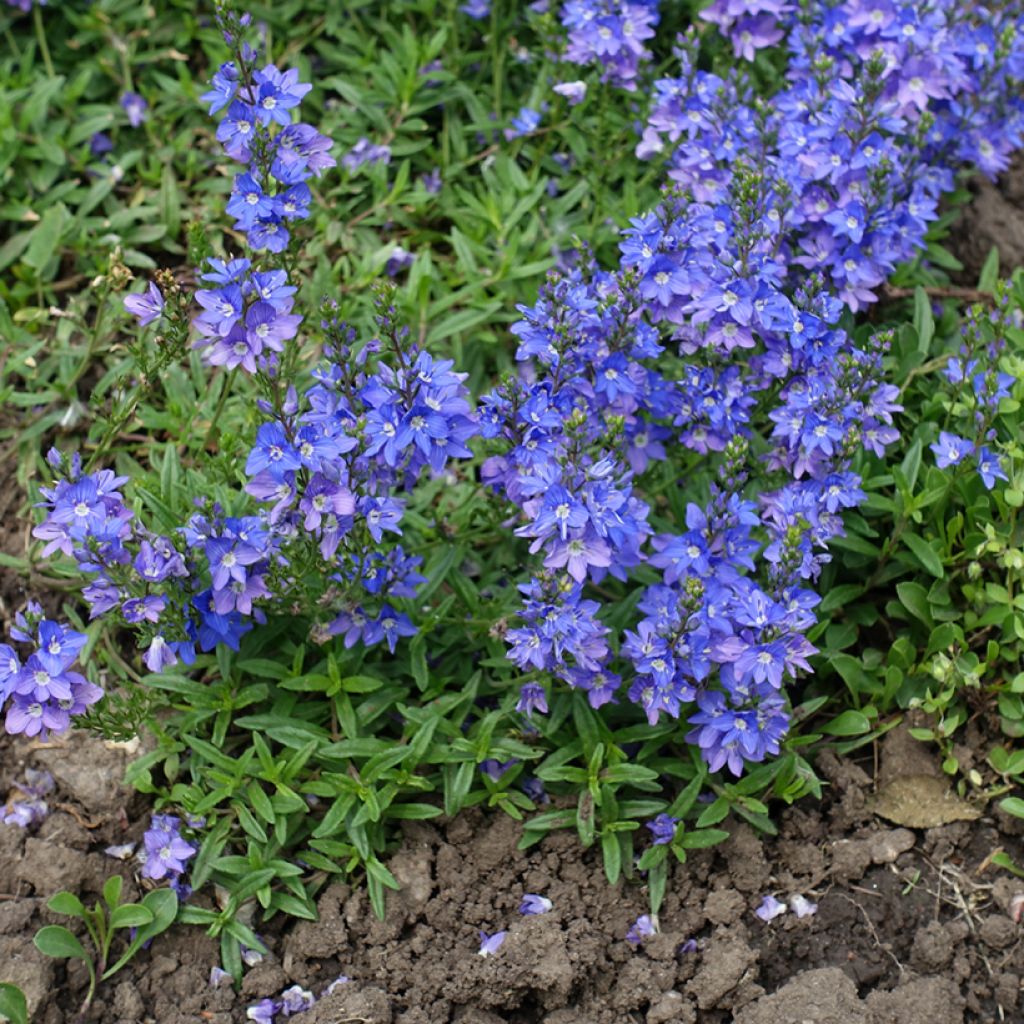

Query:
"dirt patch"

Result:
[[1, 730, 1023, 1024], [949, 151, 1024, 284]]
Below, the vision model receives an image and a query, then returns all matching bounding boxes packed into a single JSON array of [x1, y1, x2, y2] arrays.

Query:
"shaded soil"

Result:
[[2, 728, 1023, 1024], [949, 151, 1024, 284]]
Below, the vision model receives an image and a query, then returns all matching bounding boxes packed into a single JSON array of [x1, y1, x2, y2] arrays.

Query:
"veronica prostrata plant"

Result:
[[2, 0, 1024, 964]]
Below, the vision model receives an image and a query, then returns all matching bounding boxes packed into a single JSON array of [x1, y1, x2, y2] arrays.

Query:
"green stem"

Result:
[[201, 369, 238, 452], [73, 959, 97, 1024], [67, 284, 111, 392], [32, 3, 53, 78], [4, 25, 21, 61]]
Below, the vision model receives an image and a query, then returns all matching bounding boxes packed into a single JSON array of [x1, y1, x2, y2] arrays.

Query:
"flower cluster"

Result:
[[559, 0, 660, 90], [640, 3, 1024, 310], [202, 51, 333, 255], [8, 11, 484, 758], [482, 216, 888, 772], [194, 260, 302, 373], [241, 303, 477, 649], [0, 602, 102, 740], [0, 768, 54, 828], [246, 983, 318, 1022], [929, 295, 1015, 487], [477, 0, 1024, 781], [141, 813, 197, 897]]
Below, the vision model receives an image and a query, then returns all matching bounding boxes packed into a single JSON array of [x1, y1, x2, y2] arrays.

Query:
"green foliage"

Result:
[[816, 264, 1024, 808], [33, 881, 178, 1018], [5, 0, 1024, 976], [0, 984, 27, 1024]]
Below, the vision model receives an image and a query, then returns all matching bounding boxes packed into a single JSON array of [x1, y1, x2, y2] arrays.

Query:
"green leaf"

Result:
[[34, 925, 89, 961], [695, 797, 729, 828], [830, 655, 874, 700], [823, 709, 871, 736], [102, 889, 178, 979], [978, 246, 999, 292], [601, 831, 623, 884], [1000, 796, 1024, 820], [899, 438, 923, 492], [913, 286, 934, 355], [110, 904, 154, 930], [902, 533, 944, 578], [648, 859, 668, 916], [103, 874, 123, 910], [0, 983, 28, 1024], [23, 203, 69, 273], [47, 891, 85, 918], [678, 827, 730, 850], [896, 581, 933, 626]]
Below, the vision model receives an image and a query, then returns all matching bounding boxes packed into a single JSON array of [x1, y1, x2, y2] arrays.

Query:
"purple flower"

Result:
[[626, 914, 657, 946], [553, 81, 587, 105], [790, 894, 817, 918], [645, 813, 679, 846], [385, 246, 414, 276], [279, 985, 314, 1015], [515, 682, 548, 717], [478, 930, 507, 956], [90, 132, 113, 157], [209, 966, 232, 988], [104, 843, 136, 860], [460, 0, 490, 17], [0, 798, 48, 828], [120, 91, 148, 128], [124, 282, 164, 326], [930, 431, 975, 469], [505, 107, 542, 141], [241, 945, 265, 967], [755, 895, 788, 922], [976, 446, 1008, 489], [519, 893, 553, 915], [141, 813, 197, 881], [342, 138, 391, 171], [246, 999, 279, 1024], [323, 976, 350, 995], [479, 758, 517, 782], [252, 65, 312, 126]]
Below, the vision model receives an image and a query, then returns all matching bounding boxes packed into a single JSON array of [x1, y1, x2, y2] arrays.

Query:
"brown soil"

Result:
[[1, 730, 1022, 1024], [950, 152, 1024, 285]]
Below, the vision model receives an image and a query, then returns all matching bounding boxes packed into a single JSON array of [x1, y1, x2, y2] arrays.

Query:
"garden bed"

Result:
[[5, 2, 1024, 1023], [2, 725, 1023, 1024]]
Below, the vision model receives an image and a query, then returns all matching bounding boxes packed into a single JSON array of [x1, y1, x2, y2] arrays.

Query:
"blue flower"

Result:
[[645, 813, 679, 845], [516, 682, 548, 717], [123, 282, 164, 326], [120, 91, 148, 128], [519, 893, 553, 915], [930, 431, 974, 469], [976, 446, 1008, 489], [477, 930, 507, 956]]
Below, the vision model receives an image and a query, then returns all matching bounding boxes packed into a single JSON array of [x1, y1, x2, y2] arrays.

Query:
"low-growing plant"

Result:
[[3, 0, 1024, 976], [33, 878, 177, 1022], [815, 269, 1024, 809]]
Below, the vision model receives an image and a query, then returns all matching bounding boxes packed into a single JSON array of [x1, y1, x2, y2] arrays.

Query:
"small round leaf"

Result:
[[34, 924, 89, 961]]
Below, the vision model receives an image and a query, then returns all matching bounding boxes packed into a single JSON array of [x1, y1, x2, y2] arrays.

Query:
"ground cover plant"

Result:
[[2, 0, 1024, 1019]]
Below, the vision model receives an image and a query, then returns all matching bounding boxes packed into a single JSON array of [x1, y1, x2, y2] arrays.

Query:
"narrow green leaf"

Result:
[[902, 533, 944, 578]]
